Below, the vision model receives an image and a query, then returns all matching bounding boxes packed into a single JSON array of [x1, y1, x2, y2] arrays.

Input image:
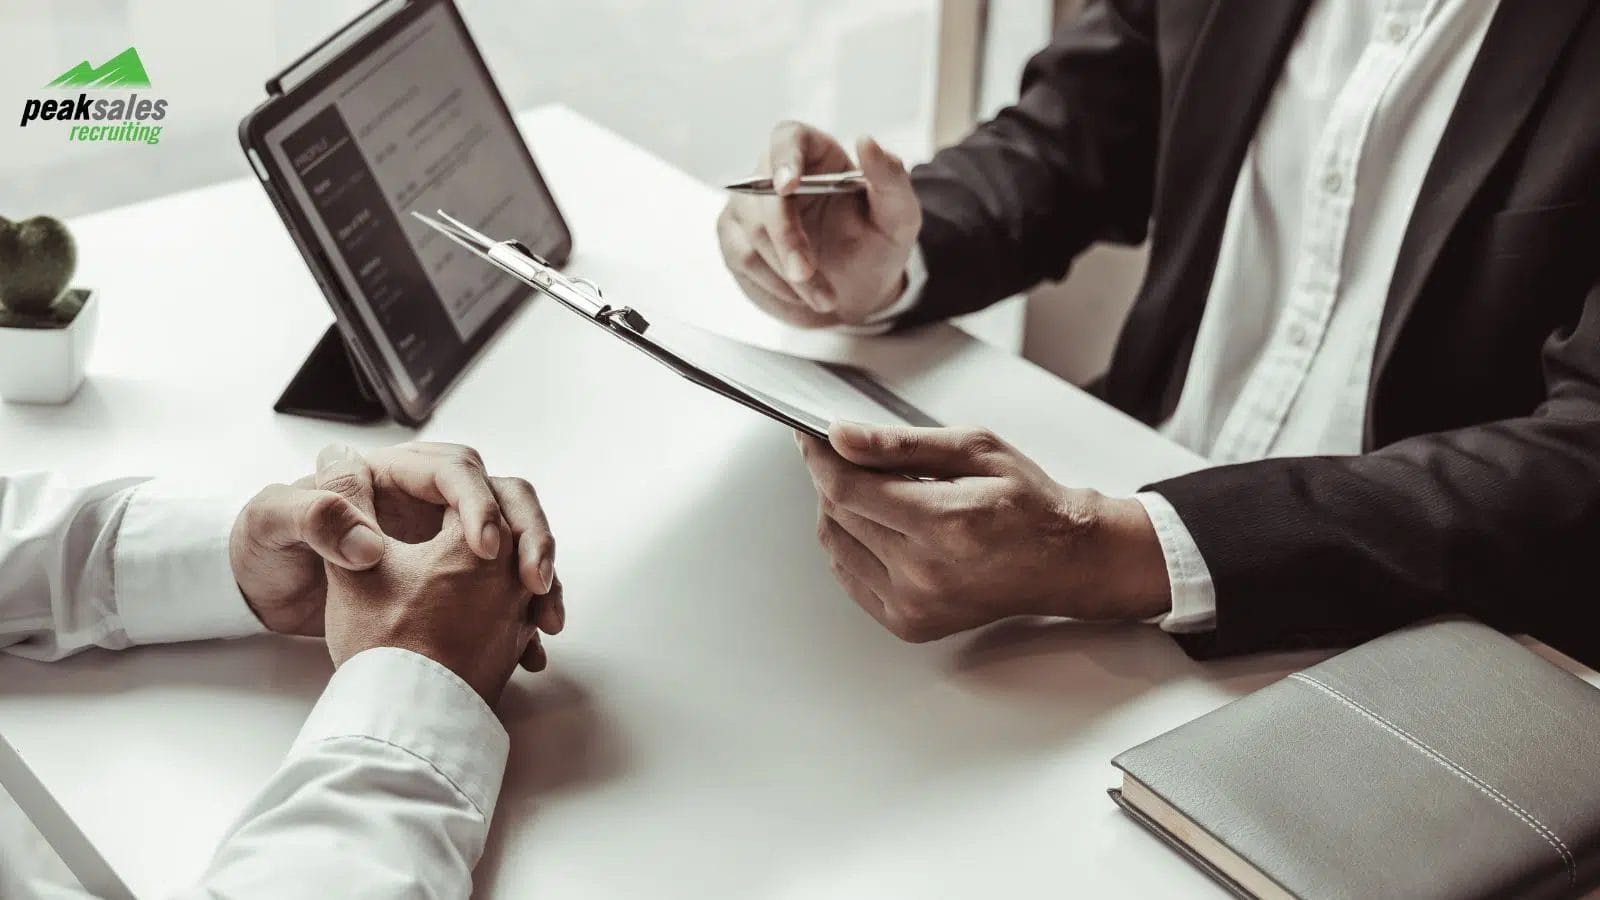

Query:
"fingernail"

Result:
[[539, 558, 555, 594], [773, 164, 796, 189], [317, 442, 359, 470], [553, 592, 566, 631], [795, 286, 829, 314], [338, 525, 384, 567], [481, 523, 502, 559], [835, 421, 870, 447], [786, 254, 812, 283]]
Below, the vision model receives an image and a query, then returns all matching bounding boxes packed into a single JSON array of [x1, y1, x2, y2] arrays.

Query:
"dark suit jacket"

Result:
[[902, 0, 1600, 664]]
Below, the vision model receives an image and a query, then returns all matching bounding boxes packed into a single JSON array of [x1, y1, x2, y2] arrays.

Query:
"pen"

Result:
[[724, 170, 867, 195]]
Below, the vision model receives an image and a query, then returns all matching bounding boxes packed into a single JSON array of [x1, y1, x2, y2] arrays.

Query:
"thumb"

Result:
[[249, 484, 385, 570], [828, 422, 1007, 477], [315, 443, 377, 518], [856, 136, 918, 240]]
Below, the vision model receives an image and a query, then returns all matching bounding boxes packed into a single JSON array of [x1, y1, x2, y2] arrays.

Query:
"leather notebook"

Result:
[[1110, 619, 1600, 899]]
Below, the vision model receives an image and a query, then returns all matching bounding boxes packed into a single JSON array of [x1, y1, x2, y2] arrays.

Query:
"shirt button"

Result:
[[1287, 322, 1309, 347], [1322, 171, 1343, 194], [1387, 21, 1410, 42]]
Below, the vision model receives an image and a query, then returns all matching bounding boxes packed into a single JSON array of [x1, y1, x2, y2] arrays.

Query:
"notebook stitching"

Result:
[[1289, 672, 1575, 887]]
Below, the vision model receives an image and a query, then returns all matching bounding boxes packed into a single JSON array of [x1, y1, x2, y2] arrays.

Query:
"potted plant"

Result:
[[0, 215, 98, 404]]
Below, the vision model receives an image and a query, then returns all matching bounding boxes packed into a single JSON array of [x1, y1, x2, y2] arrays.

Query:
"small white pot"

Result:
[[0, 288, 99, 405]]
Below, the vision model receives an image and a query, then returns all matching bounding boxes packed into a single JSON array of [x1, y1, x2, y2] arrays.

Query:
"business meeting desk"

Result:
[[4, 105, 1594, 899]]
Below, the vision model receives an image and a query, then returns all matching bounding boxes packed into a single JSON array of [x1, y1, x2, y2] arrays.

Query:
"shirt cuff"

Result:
[[834, 245, 928, 335], [294, 647, 510, 821], [1132, 491, 1218, 634], [114, 481, 268, 645]]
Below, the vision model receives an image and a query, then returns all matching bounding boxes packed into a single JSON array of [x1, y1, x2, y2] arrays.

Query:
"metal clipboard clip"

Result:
[[409, 209, 650, 334]]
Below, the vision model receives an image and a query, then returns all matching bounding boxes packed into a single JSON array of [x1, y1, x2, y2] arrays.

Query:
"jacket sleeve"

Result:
[[899, 0, 1161, 328], [1147, 274, 1600, 662]]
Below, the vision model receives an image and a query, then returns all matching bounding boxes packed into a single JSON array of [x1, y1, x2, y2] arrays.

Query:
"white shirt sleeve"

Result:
[[0, 475, 506, 899], [0, 474, 265, 661], [834, 245, 929, 335], [176, 647, 508, 900], [1132, 491, 1218, 634]]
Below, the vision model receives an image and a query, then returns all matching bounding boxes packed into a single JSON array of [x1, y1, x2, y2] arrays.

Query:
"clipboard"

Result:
[[411, 210, 941, 440]]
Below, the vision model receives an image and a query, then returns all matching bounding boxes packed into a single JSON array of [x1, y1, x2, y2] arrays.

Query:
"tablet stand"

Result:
[[274, 324, 388, 423]]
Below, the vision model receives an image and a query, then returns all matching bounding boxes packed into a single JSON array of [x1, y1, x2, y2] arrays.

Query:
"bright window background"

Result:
[[0, 0, 945, 217]]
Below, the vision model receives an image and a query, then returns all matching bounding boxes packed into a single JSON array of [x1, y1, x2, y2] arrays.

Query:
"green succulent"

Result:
[[0, 215, 83, 329]]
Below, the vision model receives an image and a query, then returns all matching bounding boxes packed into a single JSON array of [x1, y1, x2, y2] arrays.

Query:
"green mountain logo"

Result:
[[47, 47, 150, 88]]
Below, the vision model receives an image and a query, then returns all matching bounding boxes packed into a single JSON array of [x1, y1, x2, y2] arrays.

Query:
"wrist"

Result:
[[854, 269, 910, 326], [229, 519, 322, 636], [882, 269, 908, 312], [330, 627, 507, 707], [1076, 491, 1173, 621]]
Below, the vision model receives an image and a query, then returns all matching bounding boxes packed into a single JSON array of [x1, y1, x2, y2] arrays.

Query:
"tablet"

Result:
[[239, 0, 570, 425]]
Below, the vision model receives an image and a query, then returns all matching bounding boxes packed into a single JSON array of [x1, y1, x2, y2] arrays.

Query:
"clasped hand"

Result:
[[228, 441, 560, 703]]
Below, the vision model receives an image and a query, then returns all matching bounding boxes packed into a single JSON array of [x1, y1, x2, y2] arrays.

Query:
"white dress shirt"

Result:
[[0, 474, 508, 899], [899, 0, 1499, 633]]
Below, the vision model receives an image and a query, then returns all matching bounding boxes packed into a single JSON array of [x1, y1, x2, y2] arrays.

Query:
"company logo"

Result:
[[18, 47, 169, 145], [47, 47, 152, 88]]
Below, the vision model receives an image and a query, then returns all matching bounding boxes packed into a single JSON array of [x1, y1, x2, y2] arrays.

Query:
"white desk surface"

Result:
[[0, 105, 1560, 899]]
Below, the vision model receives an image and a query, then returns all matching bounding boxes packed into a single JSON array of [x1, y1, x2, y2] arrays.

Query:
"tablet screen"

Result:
[[257, 0, 564, 414]]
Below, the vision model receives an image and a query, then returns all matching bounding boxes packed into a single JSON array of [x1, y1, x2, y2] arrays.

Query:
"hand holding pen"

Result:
[[716, 122, 921, 329]]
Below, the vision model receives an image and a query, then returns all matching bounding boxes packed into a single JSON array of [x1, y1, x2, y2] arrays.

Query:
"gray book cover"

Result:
[[1112, 619, 1600, 899]]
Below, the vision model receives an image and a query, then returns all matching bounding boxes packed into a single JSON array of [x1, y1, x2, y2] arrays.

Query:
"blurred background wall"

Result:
[[0, 0, 946, 215], [0, 0, 1140, 383]]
